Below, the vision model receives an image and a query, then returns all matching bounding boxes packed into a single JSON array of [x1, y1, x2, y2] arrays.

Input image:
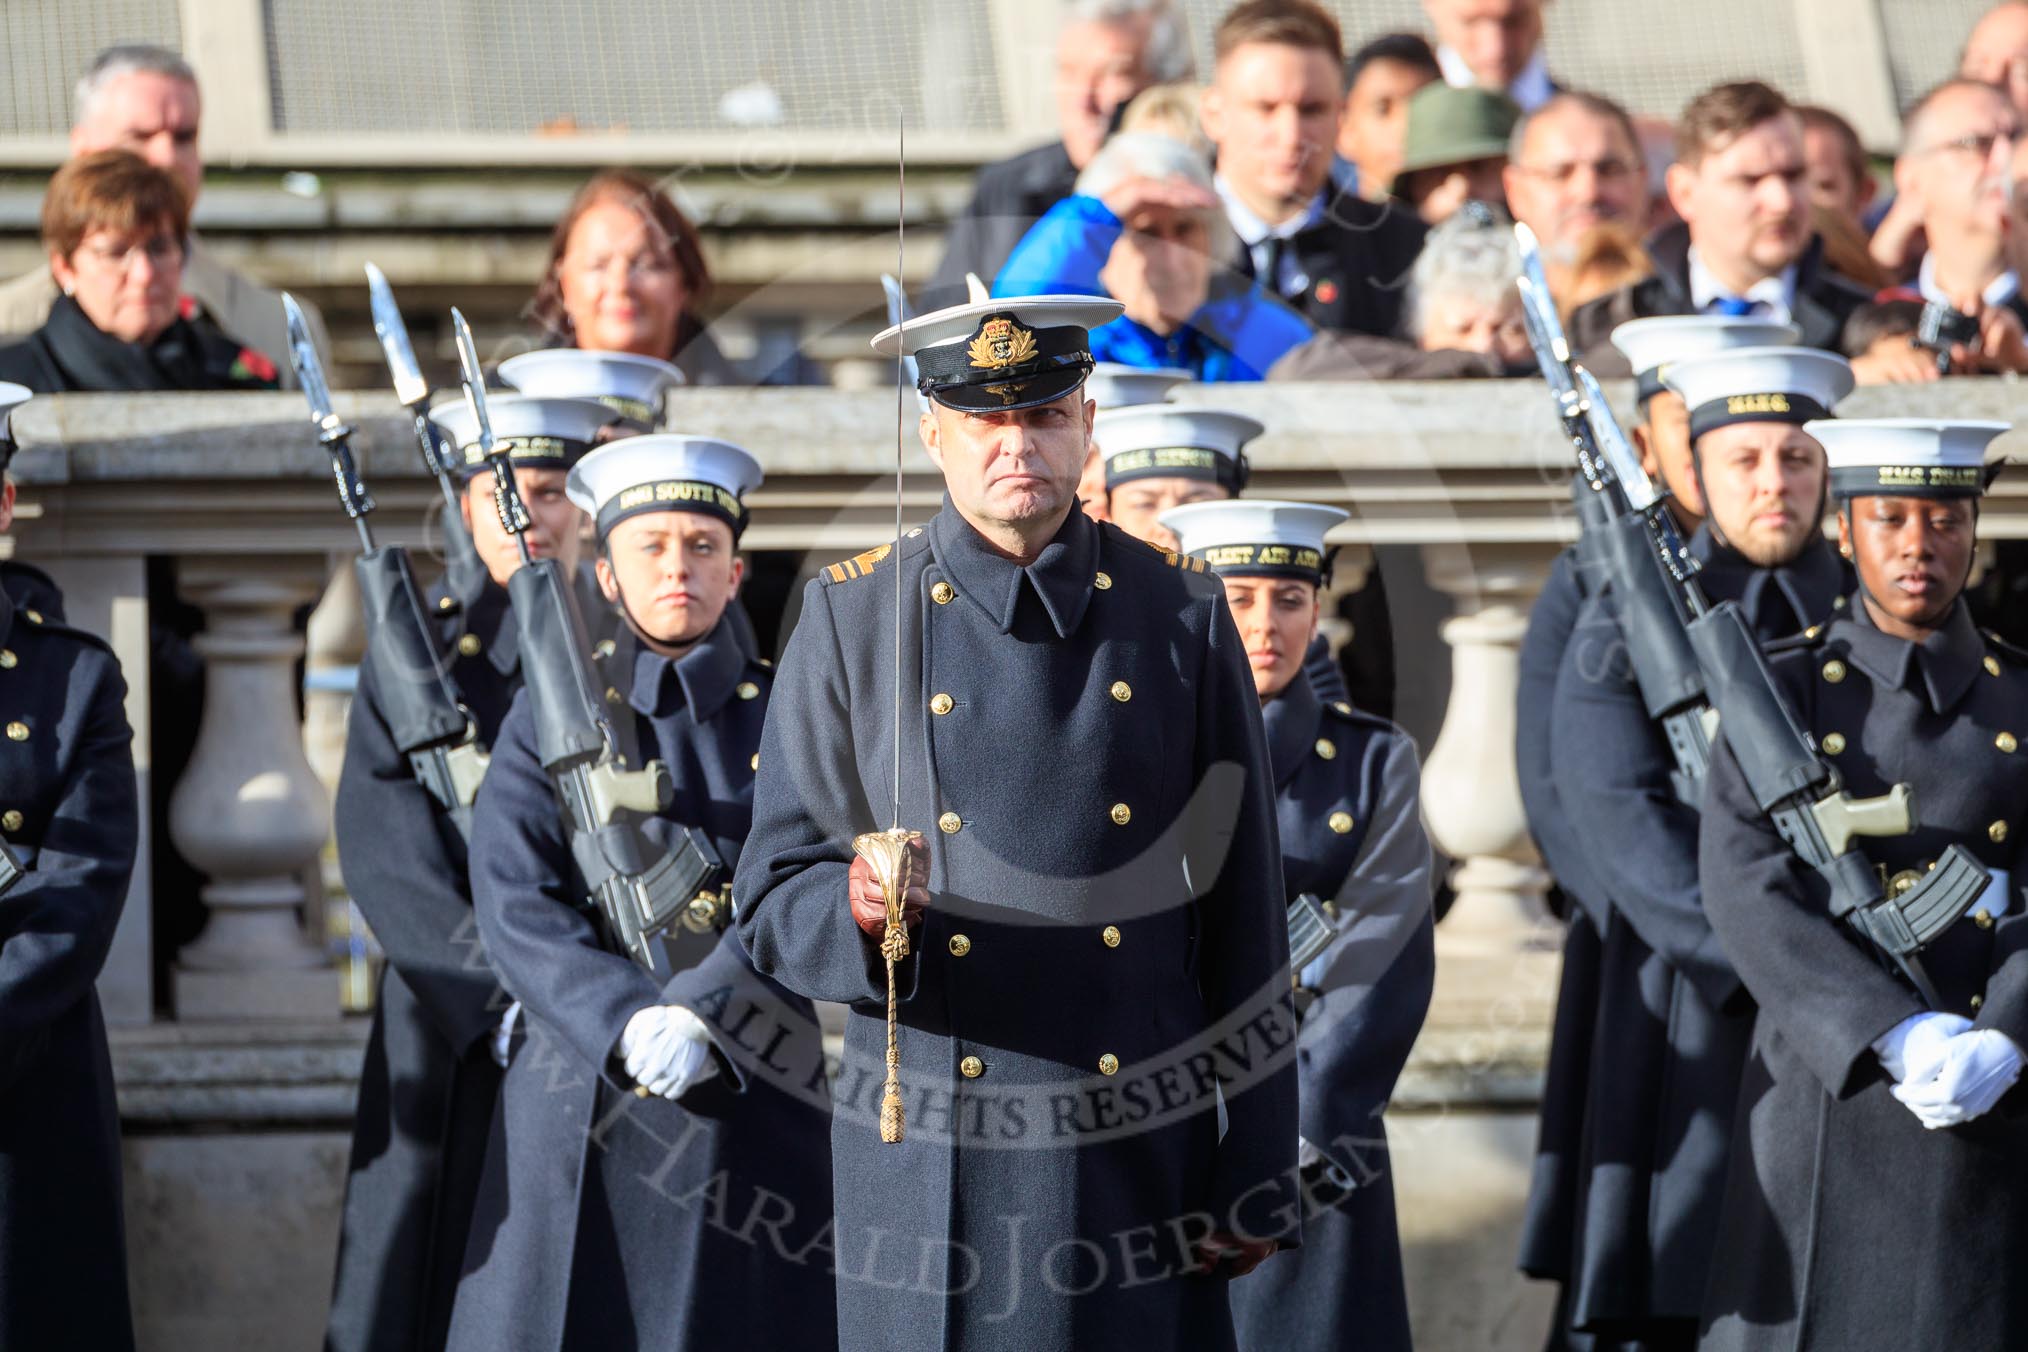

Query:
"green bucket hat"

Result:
[[1391, 84, 1521, 194]]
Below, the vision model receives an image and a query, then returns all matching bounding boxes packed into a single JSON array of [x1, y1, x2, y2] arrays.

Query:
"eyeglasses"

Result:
[[76, 234, 184, 273], [1512, 157, 1642, 185], [1919, 129, 2020, 160]]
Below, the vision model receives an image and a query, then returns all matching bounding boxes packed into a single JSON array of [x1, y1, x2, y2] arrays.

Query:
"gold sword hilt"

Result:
[[855, 827, 922, 1143]]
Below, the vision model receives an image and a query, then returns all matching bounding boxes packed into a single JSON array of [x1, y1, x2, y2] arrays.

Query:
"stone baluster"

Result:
[[1418, 542, 1560, 961], [169, 561, 338, 1020]]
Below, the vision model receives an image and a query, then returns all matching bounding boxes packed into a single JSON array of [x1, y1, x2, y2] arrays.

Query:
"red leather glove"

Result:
[[848, 837, 931, 937]]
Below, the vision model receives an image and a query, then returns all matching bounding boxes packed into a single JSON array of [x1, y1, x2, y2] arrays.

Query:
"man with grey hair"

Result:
[[927, 0, 1193, 304], [0, 44, 325, 381]]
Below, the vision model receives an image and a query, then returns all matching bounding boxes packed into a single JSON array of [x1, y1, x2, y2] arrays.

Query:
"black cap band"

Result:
[[593, 394, 657, 430], [1688, 393, 1830, 441], [1635, 368, 1666, 404], [595, 478, 749, 540], [1829, 464, 1985, 500], [1193, 542, 1329, 584], [1104, 446, 1249, 493], [456, 435, 596, 477]]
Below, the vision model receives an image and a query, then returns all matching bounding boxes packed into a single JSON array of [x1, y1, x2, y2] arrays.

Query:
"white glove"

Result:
[[619, 1005, 718, 1100], [1872, 1011, 1972, 1082], [1891, 1028, 2027, 1129], [489, 1000, 522, 1069]]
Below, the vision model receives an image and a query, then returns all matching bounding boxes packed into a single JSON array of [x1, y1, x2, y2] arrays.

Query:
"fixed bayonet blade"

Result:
[[449, 308, 496, 459], [366, 263, 430, 409], [1574, 365, 1663, 510], [283, 293, 341, 436]]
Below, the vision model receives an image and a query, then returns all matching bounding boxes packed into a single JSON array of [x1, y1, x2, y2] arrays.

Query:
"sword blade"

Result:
[[365, 263, 430, 409]]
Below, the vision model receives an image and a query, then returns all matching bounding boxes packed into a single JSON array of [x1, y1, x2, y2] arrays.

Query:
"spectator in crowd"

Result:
[[928, 0, 1193, 303], [1117, 79, 1211, 152], [1889, 79, 2028, 357], [0, 152, 277, 393], [1423, 0, 1555, 112], [1562, 221, 1655, 314], [993, 130, 1314, 380], [1962, 0, 2028, 120], [1567, 81, 1872, 365], [1270, 203, 1531, 378], [1502, 90, 1650, 308], [1335, 33, 1442, 199], [1391, 83, 1519, 225], [1201, 0, 1428, 336], [0, 44, 322, 382], [530, 169, 742, 385], [1796, 104, 1877, 233], [1838, 296, 1941, 384]]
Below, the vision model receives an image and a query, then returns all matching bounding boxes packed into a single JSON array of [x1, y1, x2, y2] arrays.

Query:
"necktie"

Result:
[[1714, 296, 1755, 316], [1259, 236, 1288, 296]]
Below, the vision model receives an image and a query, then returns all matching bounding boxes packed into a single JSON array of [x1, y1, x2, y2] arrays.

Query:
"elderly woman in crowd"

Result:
[[0, 150, 277, 393], [1271, 204, 1533, 378], [529, 168, 742, 384], [991, 125, 1313, 380]]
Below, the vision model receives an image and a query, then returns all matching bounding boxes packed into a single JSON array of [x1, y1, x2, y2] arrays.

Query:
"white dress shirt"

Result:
[[1687, 247, 1798, 325], [1215, 175, 1324, 297], [1437, 43, 1554, 113]]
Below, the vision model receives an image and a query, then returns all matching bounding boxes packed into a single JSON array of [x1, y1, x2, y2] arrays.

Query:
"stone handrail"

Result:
[[13, 379, 2028, 1025]]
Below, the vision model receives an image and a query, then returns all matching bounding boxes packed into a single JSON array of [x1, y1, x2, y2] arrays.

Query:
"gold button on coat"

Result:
[[1315, 738, 1337, 760], [1098, 1054, 1119, 1076], [4, 722, 25, 742], [1093, 571, 1112, 590], [932, 581, 956, 604], [938, 811, 963, 834], [1972, 994, 1985, 1011], [1821, 659, 1845, 683], [1992, 821, 2010, 843], [457, 633, 482, 657], [1109, 803, 1131, 826], [750, 753, 760, 771], [1987, 656, 2003, 677], [1109, 681, 1131, 702], [1101, 925, 1121, 948], [22, 610, 40, 624], [606, 687, 623, 704], [949, 934, 971, 957], [929, 693, 954, 715], [736, 681, 760, 700], [960, 1056, 984, 1078], [1328, 811, 1354, 834], [438, 596, 455, 611], [1976, 910, 1995, 930], [0, 810, 20, 832], [2000, 732, 2019, 753], [1821, 732, 1846, 755], [595, 638, 616, 658], [0, 649, 14, 669]]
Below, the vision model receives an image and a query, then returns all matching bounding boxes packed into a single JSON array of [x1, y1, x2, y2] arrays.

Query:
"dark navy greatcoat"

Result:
[[1700, 600, 2028, 1352], [734, 501, 1299, 1352], [1228, 671, 1434, 1352], [0, 559, 65, 624], [328, 571, 550, 1352], [1546, 528, 1845, 1338], [448, 613, 836, 1352], [0, 580, 138, 1351]]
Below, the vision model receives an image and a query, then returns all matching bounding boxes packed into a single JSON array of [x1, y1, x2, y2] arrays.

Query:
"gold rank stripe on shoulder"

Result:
[[823, 542, 893, 584], [1159, 550, 1208, 574]]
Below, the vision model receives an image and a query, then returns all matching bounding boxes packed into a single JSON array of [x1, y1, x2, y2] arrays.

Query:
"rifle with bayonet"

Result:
[[365, 263, 487, 600], [1512, 225, 1986, 1008], [0, 839, 19, 897], [283, 293, 490, 837], [448, 310, 721, 974]]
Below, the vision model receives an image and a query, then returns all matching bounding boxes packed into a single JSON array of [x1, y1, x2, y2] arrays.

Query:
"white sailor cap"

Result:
[[1609, 316, 1802, 401], [872, 294, 1123, 413], [1659, 346, 1854, 441], [497, 349, 684, 431], [428, 393, 618, 476], [566, 434, 764, 540], [1094, 405, 1264, 492], [1157, 499, 1350, 583], [0, 381, 31, 466], [1085, 362, 1191, 411], [1806, 418, 2009, 501]]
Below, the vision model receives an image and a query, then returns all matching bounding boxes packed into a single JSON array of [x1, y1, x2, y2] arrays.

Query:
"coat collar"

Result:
[[621, 612, 747, 723], [1835, 595, 1986, 716], [929, 498, 1099, 639], [1261, 668, 1322, 788], [1688, 525, 1846, 639]]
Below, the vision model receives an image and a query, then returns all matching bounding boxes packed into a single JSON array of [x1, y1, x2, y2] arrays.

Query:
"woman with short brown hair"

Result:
[[529, 169, 741, 384], [0, 149, 276, 391]]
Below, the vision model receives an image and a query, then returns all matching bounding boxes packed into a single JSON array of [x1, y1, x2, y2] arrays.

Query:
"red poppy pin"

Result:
[[232, 347, 279, 385], [177, 294, 198, 320], [1314, 279, 1339, 305]]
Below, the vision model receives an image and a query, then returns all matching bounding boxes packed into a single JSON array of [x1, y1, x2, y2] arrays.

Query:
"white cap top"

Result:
[[1084, 362, 1191, 410], [1609, 315, 1803, 380], [427, 393, 618, 470], [1659, 345, 1854, 438], [1806, 417, 2010, 499], [871, 294, 1123, 357], [566, 434, 763, 536], [496, 349, 684, 428], [1157, 498, 1350, 577], [1094, 405, 1264, 490], [0, 381, 30, 442]]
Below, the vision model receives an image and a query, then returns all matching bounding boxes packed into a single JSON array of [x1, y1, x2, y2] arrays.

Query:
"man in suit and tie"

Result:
[[1200, 0, 1428, 337], [1567, 80, 1873, 367]]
